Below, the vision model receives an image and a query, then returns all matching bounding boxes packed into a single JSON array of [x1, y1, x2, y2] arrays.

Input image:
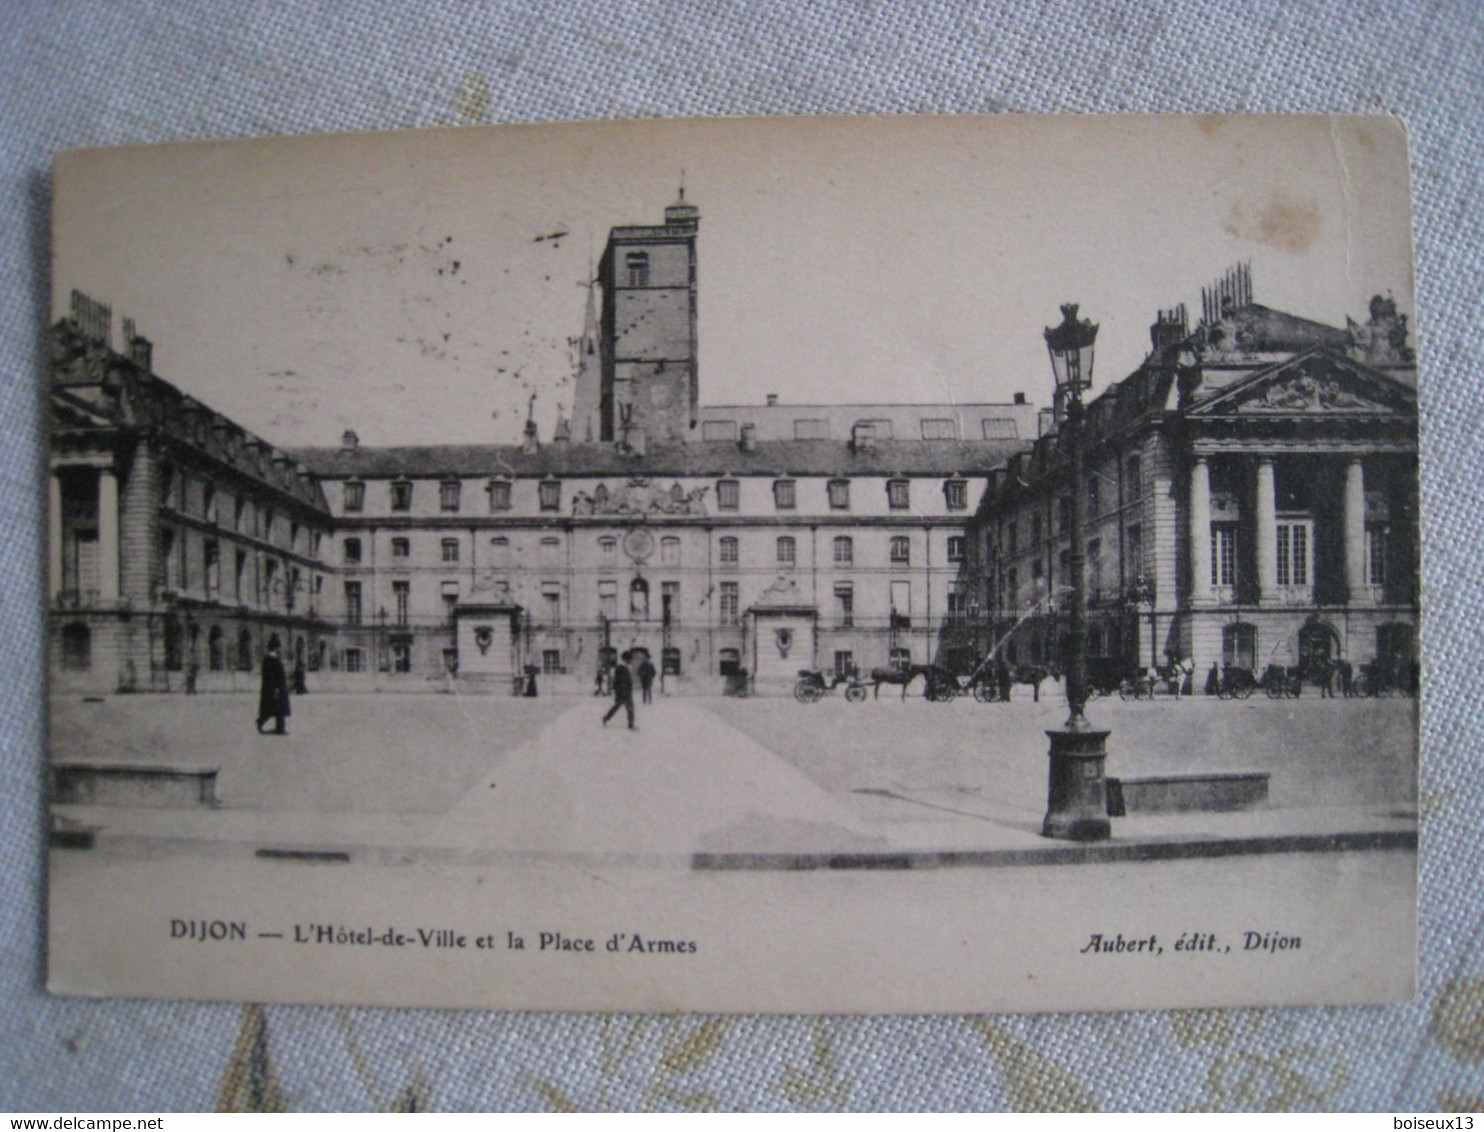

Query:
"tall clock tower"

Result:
[[591, 193, 700, 443]]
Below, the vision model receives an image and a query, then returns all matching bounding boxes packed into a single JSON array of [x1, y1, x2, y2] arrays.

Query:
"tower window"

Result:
[[625, 252, 650, 287]]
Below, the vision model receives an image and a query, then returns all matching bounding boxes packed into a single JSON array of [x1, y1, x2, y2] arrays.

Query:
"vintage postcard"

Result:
[[46, 114, 1418, 1014]]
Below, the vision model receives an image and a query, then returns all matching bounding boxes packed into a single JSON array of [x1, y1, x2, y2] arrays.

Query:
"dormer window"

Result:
[[943, 479, 968, 510], [440, 479, 462, 512], [716, 479, 739, 510], [828, 479, 850, 510], [390, 481, 412, 512], [487, 478, 512, 512], [343, 481, 364, 513], [539, 480, 561, 512], [887, 479, 910, 510], [773, 479, 796, 510]]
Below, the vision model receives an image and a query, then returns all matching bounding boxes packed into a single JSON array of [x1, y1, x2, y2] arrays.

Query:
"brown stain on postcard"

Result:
[[1224, 193, 1323, 254]]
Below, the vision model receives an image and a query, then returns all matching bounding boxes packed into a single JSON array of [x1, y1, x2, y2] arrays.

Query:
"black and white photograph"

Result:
[[45, 114, 1418, 1014]]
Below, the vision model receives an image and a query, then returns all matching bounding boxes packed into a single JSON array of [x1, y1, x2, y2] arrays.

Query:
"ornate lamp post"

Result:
[[1041, 304, 1111, 841]]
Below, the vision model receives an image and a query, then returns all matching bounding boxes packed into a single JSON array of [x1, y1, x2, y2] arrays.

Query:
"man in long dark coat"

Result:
[[602, 650, 636, 730], [257, 642, 291, 735]]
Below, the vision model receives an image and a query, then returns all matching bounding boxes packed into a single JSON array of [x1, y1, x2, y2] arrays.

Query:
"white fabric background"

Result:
[[2, 0, 1481, 1112]]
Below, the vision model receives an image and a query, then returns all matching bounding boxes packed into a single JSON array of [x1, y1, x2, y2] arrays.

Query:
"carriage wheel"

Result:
[[845, 684, 867, 703], [793, 680, 818, 703], [972, 683, 994, 703], [1235, 683, 1254, 699]]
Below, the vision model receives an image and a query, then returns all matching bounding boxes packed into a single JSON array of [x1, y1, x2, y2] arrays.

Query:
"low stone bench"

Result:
[[1106, 772, 1269, 817], [51, 762, 220, 809]]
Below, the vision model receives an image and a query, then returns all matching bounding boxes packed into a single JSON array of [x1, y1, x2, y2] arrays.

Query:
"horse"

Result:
[[1010, 664, 1055, 702], [868, 664, 942, 700]]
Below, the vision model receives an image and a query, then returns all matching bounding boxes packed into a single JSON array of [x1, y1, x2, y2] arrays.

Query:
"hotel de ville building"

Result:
[[47, 199, 1417, 696]]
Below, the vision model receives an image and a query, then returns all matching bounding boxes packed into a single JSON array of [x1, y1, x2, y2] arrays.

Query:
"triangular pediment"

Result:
[[1189, 348, 1416, 418], [51, 387, 120, 430]]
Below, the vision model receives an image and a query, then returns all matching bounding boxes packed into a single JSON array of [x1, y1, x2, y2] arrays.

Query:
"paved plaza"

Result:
[[49, 686, 1418, 863]]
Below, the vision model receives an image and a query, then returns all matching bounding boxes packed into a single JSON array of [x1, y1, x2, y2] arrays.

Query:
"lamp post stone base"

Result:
[[1041, 728, 1112, 841]]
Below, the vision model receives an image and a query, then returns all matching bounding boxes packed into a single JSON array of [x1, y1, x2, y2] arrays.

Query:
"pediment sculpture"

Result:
[[572, 479, 710, 516]]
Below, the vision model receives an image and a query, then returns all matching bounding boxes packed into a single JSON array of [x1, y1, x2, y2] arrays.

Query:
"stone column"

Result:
[[48, 472, 63, 601], [1344, 458, 1368, 603], [1189, 456, 1212, 605], [1255, 458, 1276, 602], [97, 467, 120, 603]]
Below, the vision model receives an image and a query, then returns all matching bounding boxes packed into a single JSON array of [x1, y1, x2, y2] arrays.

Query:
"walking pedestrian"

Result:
[[1205, 662, 1220, 697], [637, 655, 656, 704], [602, 650, 636, 730], [256, 642, 291, 735]]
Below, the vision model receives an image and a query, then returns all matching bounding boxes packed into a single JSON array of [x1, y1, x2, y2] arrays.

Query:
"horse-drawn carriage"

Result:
[[793, 668, 869, 703]]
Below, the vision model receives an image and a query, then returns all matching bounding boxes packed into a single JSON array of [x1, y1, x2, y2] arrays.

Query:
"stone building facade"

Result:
[[50, 292, 334, 696], [970, 273, 1419, 688]]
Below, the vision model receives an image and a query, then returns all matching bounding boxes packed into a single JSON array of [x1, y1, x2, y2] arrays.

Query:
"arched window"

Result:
[[833, 536, 853, 565], [630, 576, 650, 619], [237, 627, 254, 671], [777, 536, 796, 566], [60, 623, 91, 671], [207, 626, 224, 671]]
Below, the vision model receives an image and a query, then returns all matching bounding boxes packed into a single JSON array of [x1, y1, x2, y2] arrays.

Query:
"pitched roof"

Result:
[[290, 437, 1030, 479]]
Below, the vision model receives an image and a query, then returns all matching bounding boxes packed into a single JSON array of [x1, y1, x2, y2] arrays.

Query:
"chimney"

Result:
[[341, 429, 359, 451], [522, 417, 540, 455], [1150, 303, 1189, 352], [626, 424, 647, 457], [739, 423, 758, 453], [127, 334, 153, 372], [765, 393, 778, 407], [1013, 392, 1027, 405]]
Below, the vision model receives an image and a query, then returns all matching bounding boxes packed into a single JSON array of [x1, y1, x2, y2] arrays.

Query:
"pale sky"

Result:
[[52, 115, 1415, 448]]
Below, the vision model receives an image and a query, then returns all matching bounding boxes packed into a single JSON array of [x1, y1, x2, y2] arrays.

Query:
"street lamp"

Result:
[[1041, 304, 1111, 841]]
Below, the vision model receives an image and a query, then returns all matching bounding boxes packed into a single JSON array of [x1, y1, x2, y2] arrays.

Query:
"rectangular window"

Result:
[[392, 643, 411, 674], [392, 537, 410, 559], [539, 537, 560, 567], [344, 581, 362, 626], [393, 580, 410, 626], [343, 482, 364, 513], [890, 536, 910, 565], [773, 480, 796, 510], [703, 421, 738, 442], [834, 650, 855, 678], [1276, 521, 1311, 587], [1126, 456, 1143, 499], [1087, 539, 1102, 597], [488, 480, 512, 511], [947, 535, 965, 563], [719, 536, 739, 566], [490, 537, 510, 568], [542, 649, 563, 675], [441, 538, 460, 563], [890, 580, 912, 626], [719, 581, 739, 626], [390, 482, 412, 511], [1212, 524, 1238, 586], [833, 536, 853, 565], [625, 251, 649, 287], [716, 479, 739, 510], [204, 540, 220, 595], [858, 418, 893, 439], [834, 583, 854, 628], [793, 418, 828, 440], [982, 418, 1019, 439], [887, 479, 910, 510], [344, 538, 362, 564], [777, 537, 796, 566], [828, 479, 850, 510], [920, 418, 957, 440], [541, 583, 561, 626], [661, 581, 679, 625], [599, 537, 617, 565], [1366, 524, 1388, 585], [944, 480, 968, 510], [947, 590, 967, 620], [661, 536, 680, 566], [539, 481, 561, 512], [344, 648, 363, 673], [440, 480, 461, 512], [598, 580, 617, 621], [1126, 524, 1143, 579], [441, 581, 459, 623]]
